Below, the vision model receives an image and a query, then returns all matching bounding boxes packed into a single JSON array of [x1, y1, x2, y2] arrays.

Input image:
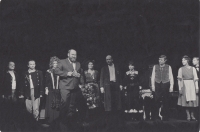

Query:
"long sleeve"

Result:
[[100, 68, 104, 88], [45, 72, 50, 89], [54, 61, 68, 77], [19, 73, 25, 96], [39, 71, 44, 95], [169, 66, 174, 91], [123, 74, 128, 87], [151, 66, 156, 91], [80, 68, 85, 85], [177, 68, 183, 91], [193, 67, 199, 90]]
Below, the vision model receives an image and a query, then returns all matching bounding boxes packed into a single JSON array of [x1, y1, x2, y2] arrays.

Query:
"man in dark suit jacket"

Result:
[[2, 61, 19, 102], [54, 49, 86, 127], [100, 55, 123, 111]]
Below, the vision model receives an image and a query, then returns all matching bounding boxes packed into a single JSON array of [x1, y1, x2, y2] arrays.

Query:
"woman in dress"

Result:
[[45, 56, 62, 124], [177, 55, 199, 121], [123, 61, 143, 115], [82, 60, 100, 121]]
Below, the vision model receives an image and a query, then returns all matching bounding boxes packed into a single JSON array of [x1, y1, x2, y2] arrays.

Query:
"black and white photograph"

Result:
[[0, 0, 199, 132]]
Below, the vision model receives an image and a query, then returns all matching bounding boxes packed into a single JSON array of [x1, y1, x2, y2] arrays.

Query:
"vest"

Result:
[[155, 64, 170, 83]]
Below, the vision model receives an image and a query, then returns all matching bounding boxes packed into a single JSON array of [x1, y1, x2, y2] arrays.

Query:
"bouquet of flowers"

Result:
[[82, 83, 97, 109]]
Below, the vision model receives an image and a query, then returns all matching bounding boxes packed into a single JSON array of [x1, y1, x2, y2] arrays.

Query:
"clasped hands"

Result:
[[67, 70, 80, 77]]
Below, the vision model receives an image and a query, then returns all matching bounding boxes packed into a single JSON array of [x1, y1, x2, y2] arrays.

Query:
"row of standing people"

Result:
[[1, 51, 199, 125]]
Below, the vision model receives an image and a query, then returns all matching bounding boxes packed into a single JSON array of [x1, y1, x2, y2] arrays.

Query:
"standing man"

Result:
[[2, 61, 19, 102], [100, 55, 124, 130], [19, 60, 44, 121], [54, 49, 86, 127], [151, 55, 174, 121]]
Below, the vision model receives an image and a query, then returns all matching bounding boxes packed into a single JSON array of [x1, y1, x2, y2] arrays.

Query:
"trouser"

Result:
[[110, 82, 120, 111], [60, 88, 87, 124], [144, 96, 156, 119], [155, 82, 170, 118], [25, 89, 40, 120]]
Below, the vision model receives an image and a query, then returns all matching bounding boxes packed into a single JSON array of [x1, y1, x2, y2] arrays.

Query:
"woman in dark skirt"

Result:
[[45, 56, 62, 124], [81, 60, 101, 122], [123, 61, 143, 114]]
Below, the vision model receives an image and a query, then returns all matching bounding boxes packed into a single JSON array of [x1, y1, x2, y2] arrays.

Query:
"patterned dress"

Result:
[[177, 66, 199, 107], [82, 70, 100, 109]]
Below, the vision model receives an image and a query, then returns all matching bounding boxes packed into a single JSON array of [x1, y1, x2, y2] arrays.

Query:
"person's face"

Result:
[[88, 62, 94, 69], [106, 56, 113, 65], [129, 65, 134, 70], [52, 61, 58, 69], [182, 58, 188, 66], [159, 58, 166, 65], [68, 50, 77, 62], [28, 61, 36, 69], [8, 62, 15, 70], [192, 58, 199, 66]]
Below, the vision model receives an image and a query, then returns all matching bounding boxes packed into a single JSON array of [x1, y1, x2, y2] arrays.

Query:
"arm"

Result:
[[177, 68, 183, 91], [54, 61, 68, 77], [151, 66, 156, 91], [169, 66, 174, 92], [100, 67, 104, 88], [79, 68, 85, 86], [39, 71, 44, 96], [193, 67, 199, 91]]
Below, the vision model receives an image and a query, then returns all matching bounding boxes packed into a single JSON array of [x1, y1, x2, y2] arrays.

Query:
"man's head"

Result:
[[8, 61, 15, 70], [28, 60, 36, 70], [192, 57, 199, 66], [106, 55, 113, 66], [158, 55, 167, 65], [68, 49, 77, 62]]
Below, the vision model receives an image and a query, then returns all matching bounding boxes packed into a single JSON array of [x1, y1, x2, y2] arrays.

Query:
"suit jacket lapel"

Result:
[[106, 66, 110, 80]]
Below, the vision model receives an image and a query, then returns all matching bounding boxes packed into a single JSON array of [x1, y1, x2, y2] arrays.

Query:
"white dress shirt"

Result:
[[108, 64, 116, 82], [68, 58, 76, 71], [8, 71, 16, 90], [28, 70, 35, 89]]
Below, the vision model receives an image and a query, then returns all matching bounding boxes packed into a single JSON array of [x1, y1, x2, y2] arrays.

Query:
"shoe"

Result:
[[125, 110, 128, 113], [133, 109, 138, 113], [129, 109, 134, 113], [191, 117, 197, 121], [139, 110, 143, 113], [187, 118, 191, 121]]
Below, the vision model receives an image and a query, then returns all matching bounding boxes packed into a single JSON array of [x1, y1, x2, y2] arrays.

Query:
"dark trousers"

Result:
[[60, 88, 87, 125], [4, 89, 17, 102], [110, 82, 120, 111], [155, 82, 170, 119], [144, 96, 156, 120]]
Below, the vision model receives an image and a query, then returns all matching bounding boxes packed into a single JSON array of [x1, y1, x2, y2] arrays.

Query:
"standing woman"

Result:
[[177, 55, 199, 121], [123, 61, 143, 114], [45, 56, 62, 124], [82, 60, 100, 121]]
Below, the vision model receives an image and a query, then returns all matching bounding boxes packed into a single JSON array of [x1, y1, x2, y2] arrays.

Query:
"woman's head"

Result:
[[192, 57, 199, 66], [128, 61, 135, 70], [182, 55, 191, 66], [87, 60, 95, 70], [49, 56, 60, 69]]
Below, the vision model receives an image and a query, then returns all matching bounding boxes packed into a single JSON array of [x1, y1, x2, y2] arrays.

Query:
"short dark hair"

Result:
[[193, 57, 199, 61], [86, 60, 95, 68], [8, 61, 15, 65], [28, 60, 36, 65], [128, 61, 134, 66], [159, 55, 167, 61], [182, 55, 191, 64]]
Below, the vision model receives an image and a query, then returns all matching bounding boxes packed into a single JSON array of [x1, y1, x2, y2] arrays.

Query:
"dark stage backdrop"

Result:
[[0, 0, 199, 91]]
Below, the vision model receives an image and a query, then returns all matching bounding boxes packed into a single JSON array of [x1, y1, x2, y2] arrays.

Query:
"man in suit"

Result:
[[19, 60, 44, 121], [54, 49, 86, 127], [100, 55, 124, 130], [2, 61, 19, 102]]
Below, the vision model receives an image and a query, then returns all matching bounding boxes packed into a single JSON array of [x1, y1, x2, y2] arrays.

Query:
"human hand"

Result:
[[120, 85, 123, 91], [45, 88, 49, 95], [100, 87, 104, 93], [196, 89, 199, 94], [40, 95, 43, 98], [67, 72, 73, 76]]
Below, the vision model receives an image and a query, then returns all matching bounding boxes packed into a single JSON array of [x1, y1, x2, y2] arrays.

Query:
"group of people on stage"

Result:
[[1, 49, 199, 128]]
